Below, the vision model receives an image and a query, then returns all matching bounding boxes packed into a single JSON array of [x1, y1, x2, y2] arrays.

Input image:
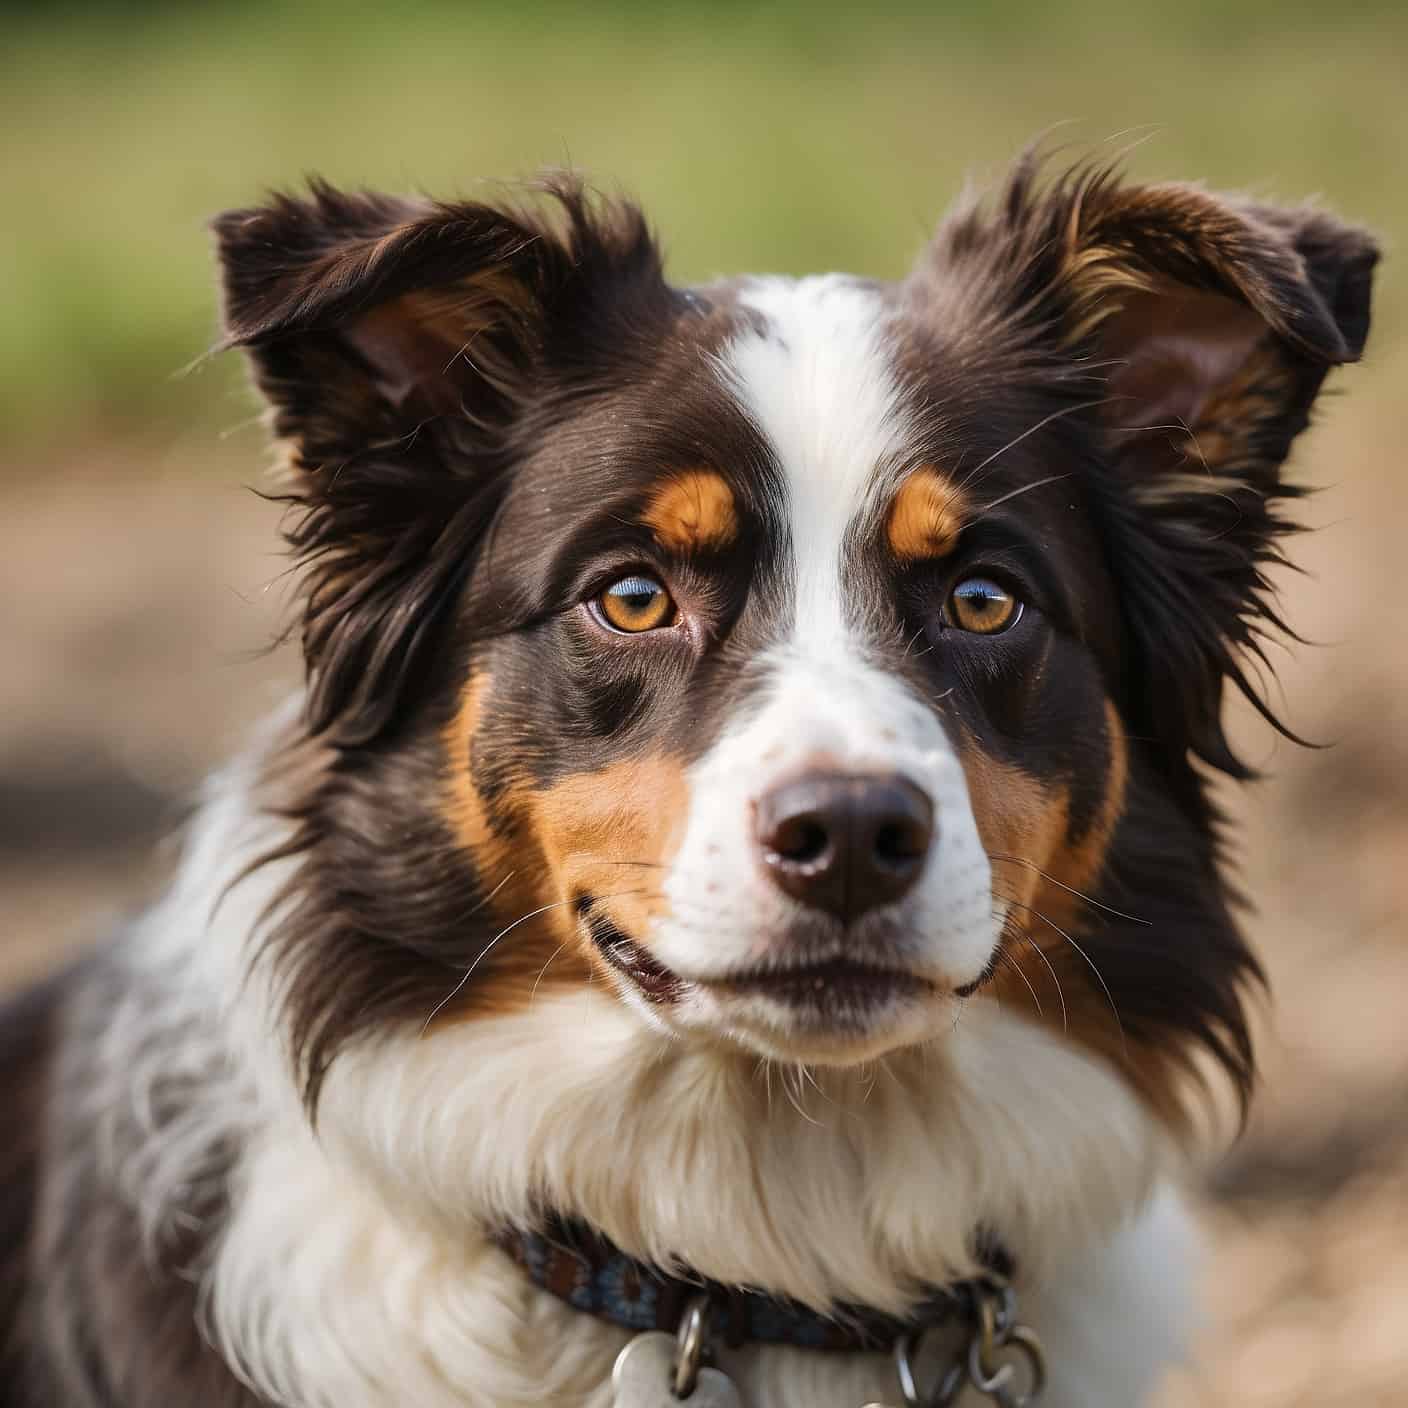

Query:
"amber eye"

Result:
[[594, 574, 678, 633], [947, 576, 1021, 635]]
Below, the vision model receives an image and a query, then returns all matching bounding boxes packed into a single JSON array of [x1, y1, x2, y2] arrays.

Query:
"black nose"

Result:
[[755, 773, 934, 923]]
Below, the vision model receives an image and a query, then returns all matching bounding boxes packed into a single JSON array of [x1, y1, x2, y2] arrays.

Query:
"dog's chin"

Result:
[[694, 978, 960, 1065], [585, 908, 983, 1065]]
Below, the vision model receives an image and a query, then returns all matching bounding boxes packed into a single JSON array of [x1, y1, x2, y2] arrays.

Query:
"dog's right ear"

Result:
[[213, 179, 667, 743], [214, 177, 663, 458]]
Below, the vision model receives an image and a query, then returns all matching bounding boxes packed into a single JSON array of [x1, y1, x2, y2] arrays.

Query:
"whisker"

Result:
[[943, 398, 1114, 510], [449, 869, 518, 926], [1013, 925, 1068, 1034], [995, 946, 1044, 1018], [987, 852, 1150, 925], [781, 1065, 822, 1127], [421, 900, 571, 1031], [420, 888, 646, 1031], [969, 472, 1072, 520], [1007, 898, 1128, 1059], [530, 942, 574, 1003], [855, 1072, 874, 1105]]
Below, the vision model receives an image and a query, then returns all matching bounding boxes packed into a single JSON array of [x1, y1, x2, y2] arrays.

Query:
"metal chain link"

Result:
[[881, 1275, 1046, 1407], [614, 1278, 1045, 1407]]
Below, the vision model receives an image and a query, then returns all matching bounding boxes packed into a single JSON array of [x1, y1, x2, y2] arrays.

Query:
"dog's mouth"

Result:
[[711, 957, 932, 1008], [579, 898, 686, 1003], [579, 893, 937, 1014]]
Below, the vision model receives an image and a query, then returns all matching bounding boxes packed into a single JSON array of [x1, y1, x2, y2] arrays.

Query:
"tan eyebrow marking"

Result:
[[643, 470, 739, 553], [886, 466, 965, 561]]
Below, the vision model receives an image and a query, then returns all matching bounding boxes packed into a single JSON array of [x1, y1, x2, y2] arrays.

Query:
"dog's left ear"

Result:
[[1084, 184, 1377, 776], [928, 160, 1378, 778], [1068, 182, 1377, 479]]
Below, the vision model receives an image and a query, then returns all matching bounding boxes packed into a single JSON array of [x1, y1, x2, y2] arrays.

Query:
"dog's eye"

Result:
[[594, 574, 678, 633], [947, 576, 1021, 635]]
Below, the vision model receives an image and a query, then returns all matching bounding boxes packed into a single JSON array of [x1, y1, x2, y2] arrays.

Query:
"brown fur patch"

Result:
[[437, 675, 692, 1014], [885, 467, 964, 561], [1043, 700, 1130, 915], [435, 674, 587, 1020], [442, 671, 516, 886], [957, 743, 1066, 912], [959, 701, 1128, 922], [642, 471, 738, 554], [523, 754, 691, 974], [963, 704, 1153, 1105]]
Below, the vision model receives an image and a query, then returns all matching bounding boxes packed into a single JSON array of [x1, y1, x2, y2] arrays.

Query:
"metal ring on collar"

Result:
[[674, 1294, 713, 1397], [967, 1323, 1047, 1405], [893, 1330, 967, 1407]]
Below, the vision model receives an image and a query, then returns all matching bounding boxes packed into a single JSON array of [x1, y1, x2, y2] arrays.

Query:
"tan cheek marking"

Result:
[[643, 471, 738, 554], [958, 699, 1128, 925], [1042, 704, 1188, 1129], [955, 739, 1067, 916], [442, 670, 514, 884], [439, 683, 694, 1019], [432, 673, 584, 1025], [886, 466, 965, 561], [524, 754, 691, 971], [1046, 699, 1129, 906], [970, 704, 1178, 1122]]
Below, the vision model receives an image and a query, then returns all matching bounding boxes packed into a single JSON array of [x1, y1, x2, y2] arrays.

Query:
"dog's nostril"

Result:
[[874, 819, 926, 866], [771, 816, 830, 865]]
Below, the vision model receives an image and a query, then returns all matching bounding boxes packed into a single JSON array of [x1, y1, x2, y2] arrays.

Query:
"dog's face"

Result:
[[217, 163, 1375, 1109], [443, 273, 1132, 1067]]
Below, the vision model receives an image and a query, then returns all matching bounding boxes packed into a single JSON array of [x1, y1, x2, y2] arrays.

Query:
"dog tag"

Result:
[[612, 1331, 743, 1408]]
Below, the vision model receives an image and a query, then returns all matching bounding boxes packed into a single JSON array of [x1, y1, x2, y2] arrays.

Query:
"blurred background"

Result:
[[2, 1, 1404, 1402]]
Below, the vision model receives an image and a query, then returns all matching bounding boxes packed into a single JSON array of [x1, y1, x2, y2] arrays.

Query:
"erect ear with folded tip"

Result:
[[1068, 183, 1376, 780], [212, 177, 668, 743], [934, 161, 1378, 781], [1074, 186, 1378, 493], [214, 179, 621, 456]]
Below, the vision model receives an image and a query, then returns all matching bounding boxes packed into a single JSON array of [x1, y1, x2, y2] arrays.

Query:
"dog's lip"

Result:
[[578, 893, 953, 1008], [708, 957, 934, 1000], [581, 901, 686, 1003]]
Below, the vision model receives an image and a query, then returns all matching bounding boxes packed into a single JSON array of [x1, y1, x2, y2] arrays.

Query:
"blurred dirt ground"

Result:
[[2, 351, 1406, 1404]]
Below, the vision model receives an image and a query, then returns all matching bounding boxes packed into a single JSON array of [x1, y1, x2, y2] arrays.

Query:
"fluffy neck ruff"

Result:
[[307, 986, 1162, 1309], [123, 741, 1171, 1406]]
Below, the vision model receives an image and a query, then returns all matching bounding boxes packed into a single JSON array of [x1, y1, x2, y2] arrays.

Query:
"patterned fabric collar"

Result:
[[494, 1216, 1013, 1354]]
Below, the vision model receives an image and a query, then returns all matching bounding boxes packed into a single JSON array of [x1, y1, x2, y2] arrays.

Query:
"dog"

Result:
[[0, 151, 1377, 1407]]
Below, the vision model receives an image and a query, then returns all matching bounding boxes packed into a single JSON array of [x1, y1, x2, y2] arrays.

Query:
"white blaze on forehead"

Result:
[[723, 276, 909, 642]]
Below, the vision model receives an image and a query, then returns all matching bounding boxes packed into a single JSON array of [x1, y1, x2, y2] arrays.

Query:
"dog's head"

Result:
[[216, 158, 1375, 1121]]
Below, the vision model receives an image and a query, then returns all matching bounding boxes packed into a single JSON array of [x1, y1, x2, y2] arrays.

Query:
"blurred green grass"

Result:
[[1, 0, 1402, 456]]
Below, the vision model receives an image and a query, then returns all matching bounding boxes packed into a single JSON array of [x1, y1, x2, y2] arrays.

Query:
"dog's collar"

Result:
[[494, 1216, 1014, 1354]]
